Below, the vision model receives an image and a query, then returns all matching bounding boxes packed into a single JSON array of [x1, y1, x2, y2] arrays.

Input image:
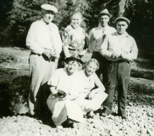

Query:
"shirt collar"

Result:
[[97, 24, 109, 30], [41, 19, 51, 25], [115, 32, 129, 38]]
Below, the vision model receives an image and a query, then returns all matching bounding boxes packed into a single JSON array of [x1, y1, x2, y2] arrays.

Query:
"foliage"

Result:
[[124, 0, 154, 58], [0, 0, 154, 58]]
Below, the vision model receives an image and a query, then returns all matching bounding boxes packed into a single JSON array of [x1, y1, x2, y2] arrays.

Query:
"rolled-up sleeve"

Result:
[[100, 35, 112, 59], [48, 71, 59, 87], [53, 25, 62, 55], [125, 39, 138, 61]]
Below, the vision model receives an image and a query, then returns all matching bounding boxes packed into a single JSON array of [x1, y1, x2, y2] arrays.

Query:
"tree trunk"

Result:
[[118, 0, 127, 16]]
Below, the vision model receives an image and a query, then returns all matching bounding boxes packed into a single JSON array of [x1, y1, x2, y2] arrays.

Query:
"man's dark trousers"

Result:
[[103, 61, 131, 116]]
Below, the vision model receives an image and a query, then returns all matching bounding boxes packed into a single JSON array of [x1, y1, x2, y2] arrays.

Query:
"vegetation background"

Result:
[[0, 2, 154, 135], [0, 0, 154, 59]]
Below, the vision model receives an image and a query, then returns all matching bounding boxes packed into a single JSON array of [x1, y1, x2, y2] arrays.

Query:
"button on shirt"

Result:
[[88, 25, 116, 52], [100, 32, 138, 61], [26, 19, 62, 55]]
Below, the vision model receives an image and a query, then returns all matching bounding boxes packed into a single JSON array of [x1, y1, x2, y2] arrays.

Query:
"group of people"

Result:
[[26, 3, 138, 128]]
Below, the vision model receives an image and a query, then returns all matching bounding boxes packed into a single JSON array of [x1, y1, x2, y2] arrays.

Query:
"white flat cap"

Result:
[[114, 16, 130, 24], [41, 4, 58, 13]]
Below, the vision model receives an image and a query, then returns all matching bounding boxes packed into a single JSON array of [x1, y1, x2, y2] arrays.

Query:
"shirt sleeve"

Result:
[[54, 25, 62, 55], [124, 38, 138, 61], [100, 35, 113, 59], [48, 70, 59, 87], [88, 29, 95, 52], [26, 22, 44, 54], [62, 27, 71, 46]]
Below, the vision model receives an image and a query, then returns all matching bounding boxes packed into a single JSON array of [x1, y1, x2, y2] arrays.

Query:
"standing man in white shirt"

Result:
[[100, 17, 138, 119], [88, 9, 116, 85], [26, 4, 62, 116]]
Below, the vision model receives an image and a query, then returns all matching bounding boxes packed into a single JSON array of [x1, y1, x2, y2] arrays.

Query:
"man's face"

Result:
[[66, 61, 80, 75], [100, 15, 110, 27], [71, 14, 82, 29], [42, 10, 54, 24], [116, 21, 128, 35]]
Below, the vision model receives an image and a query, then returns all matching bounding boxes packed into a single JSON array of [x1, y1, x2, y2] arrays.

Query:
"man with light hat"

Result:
[[100, 16, 138, 119], [88, 9, 116, 85], [26, 4, 62, 116]]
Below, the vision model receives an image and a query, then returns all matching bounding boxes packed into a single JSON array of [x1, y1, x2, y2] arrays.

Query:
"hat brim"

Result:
[[99, 13, 111, 18], [41, 4, 58, 13], [64, 57, 83, 65], [114, 17, 130, 24]]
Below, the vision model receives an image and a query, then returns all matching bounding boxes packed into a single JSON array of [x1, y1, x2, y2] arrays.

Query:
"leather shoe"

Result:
[[121, 115, 127, 120], [101, 112, 109, 117]]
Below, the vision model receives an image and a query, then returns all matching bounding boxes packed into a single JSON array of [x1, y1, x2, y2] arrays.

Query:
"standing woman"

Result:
[[62, 12, 86, 58]]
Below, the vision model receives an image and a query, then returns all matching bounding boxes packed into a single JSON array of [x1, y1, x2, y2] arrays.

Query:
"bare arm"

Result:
[[88, 74, 105, 99]]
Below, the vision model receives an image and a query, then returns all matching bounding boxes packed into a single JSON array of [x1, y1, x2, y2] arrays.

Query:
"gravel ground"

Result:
[[0, 104, 154, 136], [0, 48, 154, 136]]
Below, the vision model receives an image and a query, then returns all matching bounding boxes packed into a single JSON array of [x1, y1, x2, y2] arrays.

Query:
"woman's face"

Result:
[[85, 62, 97, 77], [66, 61, 79, 75], [71, 14, 82, 29]]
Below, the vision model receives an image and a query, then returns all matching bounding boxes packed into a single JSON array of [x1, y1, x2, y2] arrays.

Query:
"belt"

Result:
[[106, 59, 130, 63], [31, 52, 41, 56], [68, 48, 76, 51], [115, 60, 130, 63]]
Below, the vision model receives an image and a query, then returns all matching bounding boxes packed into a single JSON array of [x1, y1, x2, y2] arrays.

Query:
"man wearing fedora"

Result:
[[88, 9, 116, 85], [26, 4, 62, 116], [100, 16, 138, 119]]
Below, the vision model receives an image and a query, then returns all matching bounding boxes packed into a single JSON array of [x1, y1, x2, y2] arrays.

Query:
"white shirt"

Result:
[[88, 25, 116, 52], [77, 70, 104, 98], [100, 32, 138, 61], [48, 68, 84, 98], [26, 19, 62, 55]]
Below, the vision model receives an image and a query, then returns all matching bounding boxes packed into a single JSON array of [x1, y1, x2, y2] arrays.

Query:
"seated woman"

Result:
[[75, 58, 108, 114], [46, 57, 84, 128]]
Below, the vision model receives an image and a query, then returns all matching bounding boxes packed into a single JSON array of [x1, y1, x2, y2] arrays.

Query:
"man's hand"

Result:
[[111, 52, 119, 60], [121, 51, 130, 61], [43, 49, 59, 61], [88, 90, 98, 100], [42, 49, 52, 60]]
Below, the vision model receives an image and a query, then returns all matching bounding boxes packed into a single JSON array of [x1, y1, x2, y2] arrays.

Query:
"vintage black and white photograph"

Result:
[[0, 0, 154, 136]]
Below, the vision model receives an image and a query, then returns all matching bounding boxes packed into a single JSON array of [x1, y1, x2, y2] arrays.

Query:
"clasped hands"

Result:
[[111, 52, 129, 61], [42, 49, 59, 61]]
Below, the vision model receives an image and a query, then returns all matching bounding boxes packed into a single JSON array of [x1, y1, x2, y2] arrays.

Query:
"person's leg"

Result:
[[101, 59, 111, 87], [92, 52, 102, 77], [117, 62, 131, 118], [37, 57, 56, 116], [28, 54, 56, 115], [103, 62, 118, 115], [52, 101, 67, 127], [28, 55, 45, 115], [87, 91, 108, 111], [75, 91, 107, 113]]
